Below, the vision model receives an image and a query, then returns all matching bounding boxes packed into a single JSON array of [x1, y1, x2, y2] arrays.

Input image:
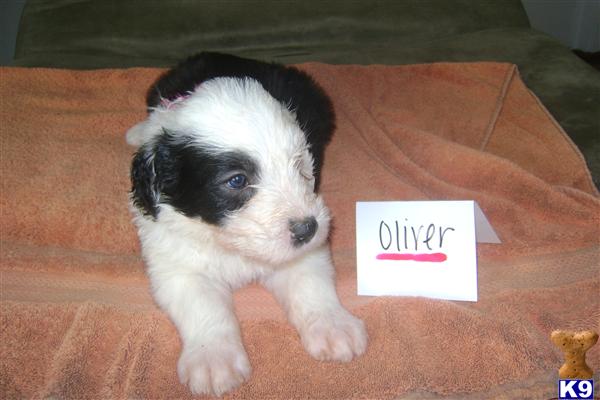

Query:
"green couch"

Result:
[[13, 0, 600, 188]]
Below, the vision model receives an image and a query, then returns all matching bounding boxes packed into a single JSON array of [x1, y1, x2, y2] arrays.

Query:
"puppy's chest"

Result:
[[209, 254, 269, 288], [146, 240, 268, 289]]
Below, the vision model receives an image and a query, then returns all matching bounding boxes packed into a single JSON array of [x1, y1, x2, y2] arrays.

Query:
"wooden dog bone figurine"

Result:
[[551, 330, 598, 379]]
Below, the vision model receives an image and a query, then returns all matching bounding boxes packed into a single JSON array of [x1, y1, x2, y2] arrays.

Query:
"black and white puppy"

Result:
[[126, 52, 367, 396]]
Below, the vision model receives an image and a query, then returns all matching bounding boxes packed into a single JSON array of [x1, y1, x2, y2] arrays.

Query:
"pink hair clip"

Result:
[[160, 93, 191, 109]]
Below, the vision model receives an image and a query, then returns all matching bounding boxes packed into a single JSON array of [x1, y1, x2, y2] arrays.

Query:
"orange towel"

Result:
[[1, 63, 598, 399]]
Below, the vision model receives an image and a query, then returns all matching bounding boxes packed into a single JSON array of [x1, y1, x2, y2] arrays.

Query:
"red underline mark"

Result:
[[376, 253, 447, 262]]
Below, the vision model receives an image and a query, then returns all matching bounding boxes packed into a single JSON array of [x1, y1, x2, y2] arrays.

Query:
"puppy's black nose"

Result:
[[289, 217, 318, 246]]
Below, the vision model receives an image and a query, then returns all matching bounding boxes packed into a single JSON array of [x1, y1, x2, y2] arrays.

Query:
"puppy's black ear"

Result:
[[279, 67, 335, 191], [131, 142, 160, 218], [259, 65, 335, 192], [145, 52, 238, 111]]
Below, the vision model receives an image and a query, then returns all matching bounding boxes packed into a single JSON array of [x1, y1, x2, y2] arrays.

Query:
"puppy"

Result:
[[126, 52, 367, 396]]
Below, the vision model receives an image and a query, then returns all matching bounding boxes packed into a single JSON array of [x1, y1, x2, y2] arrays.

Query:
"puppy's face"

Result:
[[129, 77, 330, 265]]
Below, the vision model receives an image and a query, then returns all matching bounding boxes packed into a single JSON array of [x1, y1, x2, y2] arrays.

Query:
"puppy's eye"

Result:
[[226, 174, 248, 189]]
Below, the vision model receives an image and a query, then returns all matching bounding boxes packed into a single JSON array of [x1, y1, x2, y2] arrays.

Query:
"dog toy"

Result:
[[551, 329, 598, 379]]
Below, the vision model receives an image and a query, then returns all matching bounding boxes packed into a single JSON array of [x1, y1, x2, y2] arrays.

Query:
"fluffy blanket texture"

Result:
[[1, 63, 598, 399]]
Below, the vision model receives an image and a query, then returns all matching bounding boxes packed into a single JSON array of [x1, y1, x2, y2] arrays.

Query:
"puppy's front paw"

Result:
[[300, 309, 367, 362], [177, 341, 251, 397]]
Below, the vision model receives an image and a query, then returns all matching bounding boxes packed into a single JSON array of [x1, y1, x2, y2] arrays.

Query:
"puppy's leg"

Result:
[[151, 274, 251, 396], [263, 246, 367, 362]]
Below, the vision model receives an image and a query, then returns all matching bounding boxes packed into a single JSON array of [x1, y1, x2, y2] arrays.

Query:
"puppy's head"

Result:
[[128, 53, 335, 265]]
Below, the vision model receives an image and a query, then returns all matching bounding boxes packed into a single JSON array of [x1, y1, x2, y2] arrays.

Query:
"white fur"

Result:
[[128, 78, 367, 396]]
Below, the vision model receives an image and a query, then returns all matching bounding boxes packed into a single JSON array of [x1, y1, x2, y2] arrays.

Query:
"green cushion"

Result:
[[15, 0, 530, 68]]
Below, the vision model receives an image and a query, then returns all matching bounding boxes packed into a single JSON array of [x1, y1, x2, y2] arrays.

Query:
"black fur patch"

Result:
[[131, 131, 258, 224], [146, 52, 335, 190]]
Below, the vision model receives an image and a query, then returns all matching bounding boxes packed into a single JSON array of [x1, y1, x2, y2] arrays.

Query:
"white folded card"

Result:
[[356, 201, 500, 302]]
